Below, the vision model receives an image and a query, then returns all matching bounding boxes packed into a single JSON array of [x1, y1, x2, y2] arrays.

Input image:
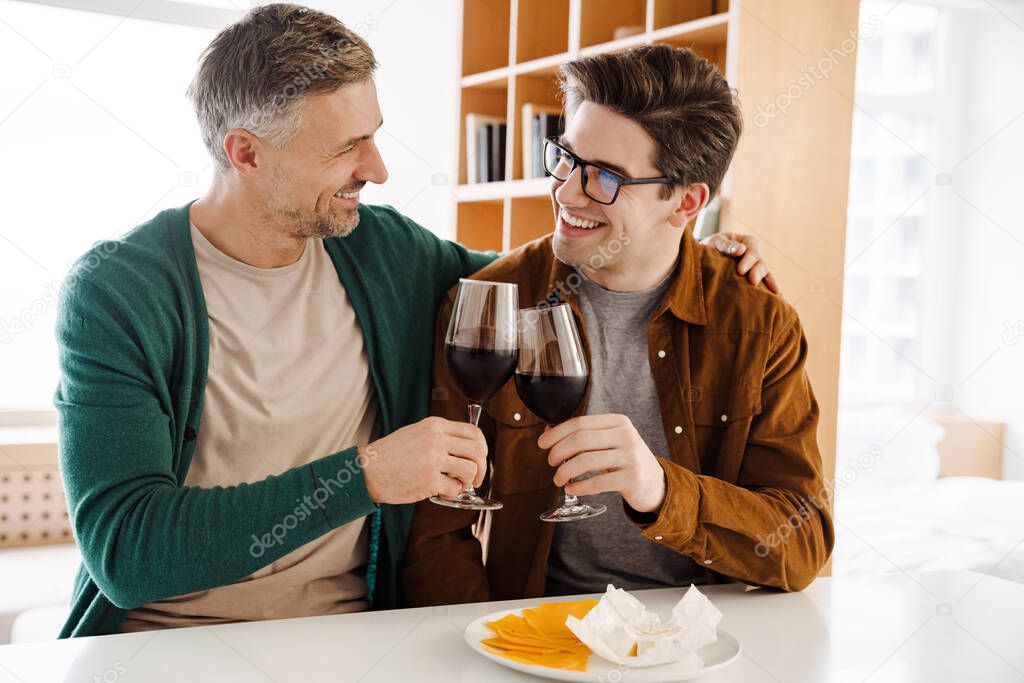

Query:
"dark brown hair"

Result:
[[188, 3, 377, 169], [558, 45, 742, 198]]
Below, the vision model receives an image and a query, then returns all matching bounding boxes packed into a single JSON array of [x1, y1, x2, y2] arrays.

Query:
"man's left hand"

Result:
[[538, 414, 667, 514]]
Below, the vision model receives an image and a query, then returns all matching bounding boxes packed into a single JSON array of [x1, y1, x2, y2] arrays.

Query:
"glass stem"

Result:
[[462, 403, 483, 496], [546, 423, 579, 509]]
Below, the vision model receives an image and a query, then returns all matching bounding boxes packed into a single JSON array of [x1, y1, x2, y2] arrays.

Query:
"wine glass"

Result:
[[430, 279, 518, 511], [515, 304, 606, 522]]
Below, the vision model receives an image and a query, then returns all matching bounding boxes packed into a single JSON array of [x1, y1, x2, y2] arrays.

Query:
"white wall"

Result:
[[946, 8, 1024, 480], [301, 0, 459, 238]]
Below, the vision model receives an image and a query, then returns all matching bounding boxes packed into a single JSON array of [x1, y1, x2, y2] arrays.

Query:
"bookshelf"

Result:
[[450, 0, 863, 566]]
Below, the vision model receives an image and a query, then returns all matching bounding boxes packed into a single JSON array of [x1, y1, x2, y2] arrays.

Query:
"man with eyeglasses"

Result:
[[403, 45, 833, 604]]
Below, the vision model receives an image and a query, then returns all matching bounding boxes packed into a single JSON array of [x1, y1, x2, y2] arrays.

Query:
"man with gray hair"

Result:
[[57, 4, 494, 637], [55, 4, 770, 637]]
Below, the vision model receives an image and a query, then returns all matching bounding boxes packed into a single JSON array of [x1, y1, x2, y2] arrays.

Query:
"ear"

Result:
[[222, 128, 268, 178], [667, 183, 710, 229]]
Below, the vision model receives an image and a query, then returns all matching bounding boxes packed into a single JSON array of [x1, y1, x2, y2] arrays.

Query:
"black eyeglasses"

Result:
[[543, 137, 674, 205]]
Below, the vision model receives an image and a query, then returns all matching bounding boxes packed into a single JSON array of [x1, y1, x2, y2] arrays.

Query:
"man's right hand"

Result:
[[359, 416, 488, 504]]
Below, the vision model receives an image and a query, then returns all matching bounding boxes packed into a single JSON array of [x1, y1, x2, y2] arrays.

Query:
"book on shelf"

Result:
[[489, 122, 507, 182], [465, 113, 506, 184], [521, 103, 564, 180], [475, 123, 489, 185]]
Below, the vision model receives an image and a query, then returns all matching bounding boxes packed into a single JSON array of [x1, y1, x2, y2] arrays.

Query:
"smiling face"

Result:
[[257, 78, 388, 240], [550, 101, 705, 291]]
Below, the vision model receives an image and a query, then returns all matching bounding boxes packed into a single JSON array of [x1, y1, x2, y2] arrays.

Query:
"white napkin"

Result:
[[565, 584, 722, 669]]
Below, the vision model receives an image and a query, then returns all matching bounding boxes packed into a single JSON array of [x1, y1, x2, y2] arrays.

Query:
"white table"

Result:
[[1, 570, 1022, 682]]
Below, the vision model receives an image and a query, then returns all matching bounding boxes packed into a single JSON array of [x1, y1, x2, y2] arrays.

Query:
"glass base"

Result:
[[430, 490, 503, 511], [540, 501, 606, 522]]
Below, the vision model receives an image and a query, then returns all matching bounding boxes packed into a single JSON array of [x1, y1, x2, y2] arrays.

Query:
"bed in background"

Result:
[[832, 408, 1024, 583]]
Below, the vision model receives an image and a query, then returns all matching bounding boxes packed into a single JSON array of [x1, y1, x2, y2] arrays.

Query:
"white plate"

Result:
[[464, 606, 741, 682]]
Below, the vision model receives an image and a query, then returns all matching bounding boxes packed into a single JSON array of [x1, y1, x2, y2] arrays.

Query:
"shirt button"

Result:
[[513, 412, 521, 422], [657, 350, 666, 359], [704, 559, 713, 565], [720, 414, 728, 422], [654, 535, 664, 541], [673, 425, 683, 434]]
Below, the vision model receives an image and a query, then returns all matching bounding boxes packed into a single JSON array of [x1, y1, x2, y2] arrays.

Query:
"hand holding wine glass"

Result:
[[430, 279, 518, 511], [538, 413, 667, 514], [515, 304, 605, 522], [360, 416, 488, 503]]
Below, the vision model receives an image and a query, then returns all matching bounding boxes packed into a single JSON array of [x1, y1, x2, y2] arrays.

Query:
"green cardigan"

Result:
[[55, 201, 495, 637]]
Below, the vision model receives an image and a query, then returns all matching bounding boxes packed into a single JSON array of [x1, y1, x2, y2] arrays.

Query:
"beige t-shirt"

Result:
[[122, 224, 378, 631]]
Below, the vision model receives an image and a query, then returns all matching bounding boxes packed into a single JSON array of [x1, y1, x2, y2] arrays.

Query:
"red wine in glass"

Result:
[[515, 304, 606, 522], [512, 374, 587, 426], [430, 279, 518, 511], [445, 345, 518, 404]]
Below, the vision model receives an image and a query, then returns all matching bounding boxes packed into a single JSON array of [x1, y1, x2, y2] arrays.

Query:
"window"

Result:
[[839, 2, 940, 406], [0, 0, 239, 414]]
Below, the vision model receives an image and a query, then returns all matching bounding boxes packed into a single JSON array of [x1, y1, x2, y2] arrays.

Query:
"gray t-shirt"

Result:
[[545, 270, 706, 596]]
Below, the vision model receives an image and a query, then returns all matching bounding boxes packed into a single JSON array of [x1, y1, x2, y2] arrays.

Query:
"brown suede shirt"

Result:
[[402, 229, 833, 605]]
